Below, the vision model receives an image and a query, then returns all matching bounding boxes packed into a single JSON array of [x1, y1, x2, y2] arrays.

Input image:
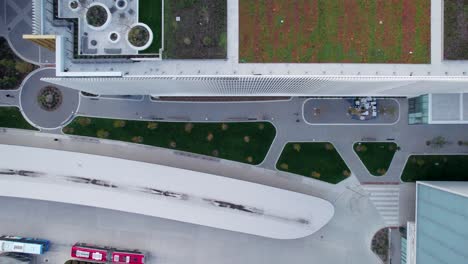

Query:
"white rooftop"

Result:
[[0, 144, 334, 239]]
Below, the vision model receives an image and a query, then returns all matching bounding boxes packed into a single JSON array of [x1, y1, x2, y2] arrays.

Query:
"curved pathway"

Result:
[[20, 68, 79, 129], [0, 0, 55, 65]]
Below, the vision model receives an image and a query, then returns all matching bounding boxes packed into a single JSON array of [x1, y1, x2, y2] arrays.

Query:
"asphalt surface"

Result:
[[20, 68, 79, 129]]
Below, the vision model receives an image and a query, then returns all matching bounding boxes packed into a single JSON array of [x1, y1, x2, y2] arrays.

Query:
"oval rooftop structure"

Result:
[[0, 144, 334, 239]]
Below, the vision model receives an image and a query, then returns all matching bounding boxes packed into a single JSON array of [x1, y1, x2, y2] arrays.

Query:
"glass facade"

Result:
[[416, 184, 468, 264], [409, 95, 429, 124], [401, 237, 407, 264]]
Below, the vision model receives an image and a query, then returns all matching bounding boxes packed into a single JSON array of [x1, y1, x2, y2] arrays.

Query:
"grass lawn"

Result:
[[354, 142, 398, 176], [63, 117, 275, 165], [0, 107, 37, 130], [401, 155, 468, 182], [138, 0, 162, 54], [276, 142, 351, 184], [444, 0, 468, 60], [164, 0, 227, 59], [239, 0, 431, 63]]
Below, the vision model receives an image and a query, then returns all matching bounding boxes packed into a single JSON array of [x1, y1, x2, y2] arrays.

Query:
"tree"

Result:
[[430, 136, 448, 149]]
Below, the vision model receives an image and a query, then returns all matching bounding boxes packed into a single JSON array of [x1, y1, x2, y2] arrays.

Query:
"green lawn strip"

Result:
[[138, 0, 162, 54], [63, 117, 275, 165], [353, 142, 397, 176], [0, 107, 37, 130], [401, 155, 468, 182], [276, 142, 351, 184], [162, 0, 175, 58], [413, 0, 430, 63]]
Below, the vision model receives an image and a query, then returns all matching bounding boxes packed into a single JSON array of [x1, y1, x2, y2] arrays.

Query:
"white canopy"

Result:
[[0, 144, 334, 239]]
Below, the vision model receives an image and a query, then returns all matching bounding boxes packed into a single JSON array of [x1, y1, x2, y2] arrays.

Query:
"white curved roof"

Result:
[[0, 144, 334, 239]]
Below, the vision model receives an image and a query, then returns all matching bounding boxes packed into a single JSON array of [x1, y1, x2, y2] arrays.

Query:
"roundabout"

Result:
[[20, 68, 79, 130]]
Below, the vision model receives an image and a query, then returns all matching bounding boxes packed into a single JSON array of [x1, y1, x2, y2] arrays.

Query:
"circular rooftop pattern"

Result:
[[20, 68, 80, 130], [127, 23, 153, 51], [116, 0, 128, 10], [69, 0, 80, 11], [85, 3, 111, 30], [109, 32, 120, 43]]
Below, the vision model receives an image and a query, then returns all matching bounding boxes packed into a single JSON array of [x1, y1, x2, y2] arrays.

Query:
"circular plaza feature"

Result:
[[115, 0, 127, 10], [69, 0, 80, 11], [127, 23, 153, 51], [108, 32, 120, 43], [85, 3, 111, 30], [20, 68, 80, 130], [37, 86, 63, 111]]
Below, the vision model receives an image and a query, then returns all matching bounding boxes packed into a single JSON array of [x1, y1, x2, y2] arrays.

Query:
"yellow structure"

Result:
[[22, 35, 56, 51]]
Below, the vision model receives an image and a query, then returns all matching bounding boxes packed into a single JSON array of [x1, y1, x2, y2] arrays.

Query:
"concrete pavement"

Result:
[[0, 0, 55, 65], [0, 178, 384, 264]]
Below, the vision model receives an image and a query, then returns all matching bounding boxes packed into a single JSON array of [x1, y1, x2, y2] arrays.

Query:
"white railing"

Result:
[[31, 0, 44, 34]]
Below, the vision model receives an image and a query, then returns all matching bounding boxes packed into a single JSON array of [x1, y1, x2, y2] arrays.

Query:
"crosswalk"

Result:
[[361, 184, 400, 227]]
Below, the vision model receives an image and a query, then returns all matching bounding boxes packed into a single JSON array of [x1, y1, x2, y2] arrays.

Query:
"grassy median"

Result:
[[276, 142, 351, 184], [0, 107, 37, 130], [354, 142, 398, 176], [63, 117, 275, 165], [401, 155, 468, 182]]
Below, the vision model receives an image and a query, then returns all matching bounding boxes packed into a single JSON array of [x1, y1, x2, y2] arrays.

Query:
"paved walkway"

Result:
[[73, 94, 468, 184], [303, 98, 399, 124], [0, 0, 55, 65], [5, 69, 468, 185]]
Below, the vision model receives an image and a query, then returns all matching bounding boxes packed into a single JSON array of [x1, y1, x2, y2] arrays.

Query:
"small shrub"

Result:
[[376, 168, 386, 175], [325, 143, 334, 151], [184, 123, 193, 133], [96, 129, 109, 138], [212, 149, 219, 157], [416, 159, 425, 166], [169, 141, 177, 148], [293, 143, 301, 152], [113, 120, 126, 128], [206, 132, 214, 141], [202, 36, 212, 46], [258, 123, 265, 130], [78, 117, 91, 126], [221, 123, 228, 130], [243, 136, 250, 143], [131, 136, 143, 143], [311, 171, 321, 178], [246, 156, 253, 163], [343, 170, 351, 177], [183, 37, 191, 45], [280, 163, 289, 170], [355, 144, 367, 152], [147, 122, 158, 129], [63, 127, 74, 133]]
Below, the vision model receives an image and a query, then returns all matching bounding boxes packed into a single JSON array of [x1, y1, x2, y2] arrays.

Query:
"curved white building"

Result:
[[0, 144, 334, 239]]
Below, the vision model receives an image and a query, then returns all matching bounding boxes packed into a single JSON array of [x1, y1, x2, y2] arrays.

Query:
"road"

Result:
[[4, 69, 467, 184], [0, 190, 383, 264]]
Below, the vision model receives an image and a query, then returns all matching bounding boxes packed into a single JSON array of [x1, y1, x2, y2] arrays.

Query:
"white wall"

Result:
[[42, 76, 468, 96]]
